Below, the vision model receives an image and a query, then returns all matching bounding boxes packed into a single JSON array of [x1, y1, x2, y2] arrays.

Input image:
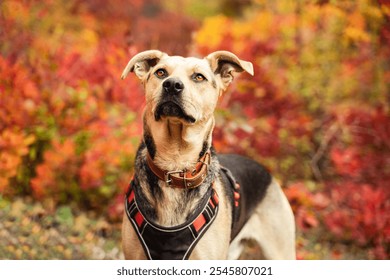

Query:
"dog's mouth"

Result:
[[154, 101, 196, 124]]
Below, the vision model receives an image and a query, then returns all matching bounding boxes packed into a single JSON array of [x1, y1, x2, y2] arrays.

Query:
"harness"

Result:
[[125, 179, 220, 260], [219, 166, 242, 238], [124, 152, 242, 260]]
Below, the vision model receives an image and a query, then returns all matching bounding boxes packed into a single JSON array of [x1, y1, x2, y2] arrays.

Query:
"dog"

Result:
[[120, 50, 296, 260]]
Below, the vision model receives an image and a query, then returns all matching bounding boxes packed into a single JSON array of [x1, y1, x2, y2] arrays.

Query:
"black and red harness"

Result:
[[124, 154, 241, 260], [125, 179, 220, 260]]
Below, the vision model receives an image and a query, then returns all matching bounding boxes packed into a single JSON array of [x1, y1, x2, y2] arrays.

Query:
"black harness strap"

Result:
[[219, 166, 242, 240], [125, 180, 219, 260]]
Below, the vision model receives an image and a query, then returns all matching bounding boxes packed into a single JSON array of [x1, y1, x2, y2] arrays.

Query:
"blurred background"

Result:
[[0, 0, 389, 259]]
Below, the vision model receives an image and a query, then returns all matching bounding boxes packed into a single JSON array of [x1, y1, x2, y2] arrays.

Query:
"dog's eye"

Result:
[[155, 69, 167, 79], [193, 73, 206, 82]]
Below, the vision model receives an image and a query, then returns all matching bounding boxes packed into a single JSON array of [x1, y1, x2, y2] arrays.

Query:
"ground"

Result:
[[0, 196, 369, 260]]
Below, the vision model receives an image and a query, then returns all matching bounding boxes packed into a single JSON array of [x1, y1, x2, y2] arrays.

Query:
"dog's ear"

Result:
[[121, 50, 167, 80], [206, 51, 254, 91]]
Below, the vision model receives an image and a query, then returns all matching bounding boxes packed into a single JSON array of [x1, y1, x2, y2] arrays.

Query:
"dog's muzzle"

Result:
[[154, 78, 196, 123]]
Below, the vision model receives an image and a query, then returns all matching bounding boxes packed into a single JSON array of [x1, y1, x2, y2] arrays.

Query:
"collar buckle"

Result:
[[164, 170, 185, 187], [147, 152, 211, 189]]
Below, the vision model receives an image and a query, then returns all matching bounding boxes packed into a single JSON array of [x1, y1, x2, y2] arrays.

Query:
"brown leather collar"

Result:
[[146, 152, 211, 189]]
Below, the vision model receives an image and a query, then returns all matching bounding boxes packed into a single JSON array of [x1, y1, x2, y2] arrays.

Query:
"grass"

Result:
[[0, 196, 123, 260]]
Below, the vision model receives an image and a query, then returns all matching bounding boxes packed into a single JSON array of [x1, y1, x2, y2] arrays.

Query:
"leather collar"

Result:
[[146, 152, 211, 189]]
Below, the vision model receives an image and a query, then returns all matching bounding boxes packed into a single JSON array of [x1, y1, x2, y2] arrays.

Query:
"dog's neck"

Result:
[[133, 111, 217, 226], [144, 109, 214, 170]]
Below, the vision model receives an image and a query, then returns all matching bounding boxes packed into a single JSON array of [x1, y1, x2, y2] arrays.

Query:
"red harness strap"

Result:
[[233, 182, 240, 207], [125, 180, 219, 260]]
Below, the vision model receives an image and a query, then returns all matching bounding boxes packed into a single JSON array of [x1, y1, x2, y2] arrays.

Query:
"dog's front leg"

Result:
[[122, 215, 148, 259]]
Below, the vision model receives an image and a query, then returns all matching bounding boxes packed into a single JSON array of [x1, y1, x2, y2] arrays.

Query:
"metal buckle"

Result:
[[164, 170, 184, 187], [198, 159, 209, 168]]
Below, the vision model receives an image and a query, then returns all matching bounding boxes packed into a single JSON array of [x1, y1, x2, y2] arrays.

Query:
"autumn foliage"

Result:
[[1, 0, 389, 259], [194, 0, 390, 259]]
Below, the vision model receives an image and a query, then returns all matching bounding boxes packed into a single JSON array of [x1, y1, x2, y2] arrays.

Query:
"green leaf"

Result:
[[55, 206, 74, 227]]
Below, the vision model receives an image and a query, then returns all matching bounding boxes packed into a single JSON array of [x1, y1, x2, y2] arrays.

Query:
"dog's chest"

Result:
[[154, 186, 200, 226]]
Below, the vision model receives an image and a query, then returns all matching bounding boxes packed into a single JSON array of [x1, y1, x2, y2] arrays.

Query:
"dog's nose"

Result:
[[163, 78, 184, 95]]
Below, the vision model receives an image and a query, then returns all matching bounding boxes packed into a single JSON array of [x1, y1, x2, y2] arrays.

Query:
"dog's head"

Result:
[[121, 50, 253, 125]]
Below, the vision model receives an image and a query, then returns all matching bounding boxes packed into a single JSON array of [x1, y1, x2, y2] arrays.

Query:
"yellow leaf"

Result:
[[344, 27, 370, 42], [195, 15, 230, 49], [23, 134, 36, 146]]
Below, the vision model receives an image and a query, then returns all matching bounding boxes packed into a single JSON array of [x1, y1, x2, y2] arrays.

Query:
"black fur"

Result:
[[143, 132, 156, 159], [133, 143, 159, 220], [218, 154, 271, 239], [199, 141, 208, 159]]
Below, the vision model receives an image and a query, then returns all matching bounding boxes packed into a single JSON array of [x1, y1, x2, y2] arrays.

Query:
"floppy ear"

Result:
[[121, 50, 167, 80], [206, 51, 254, 91]]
